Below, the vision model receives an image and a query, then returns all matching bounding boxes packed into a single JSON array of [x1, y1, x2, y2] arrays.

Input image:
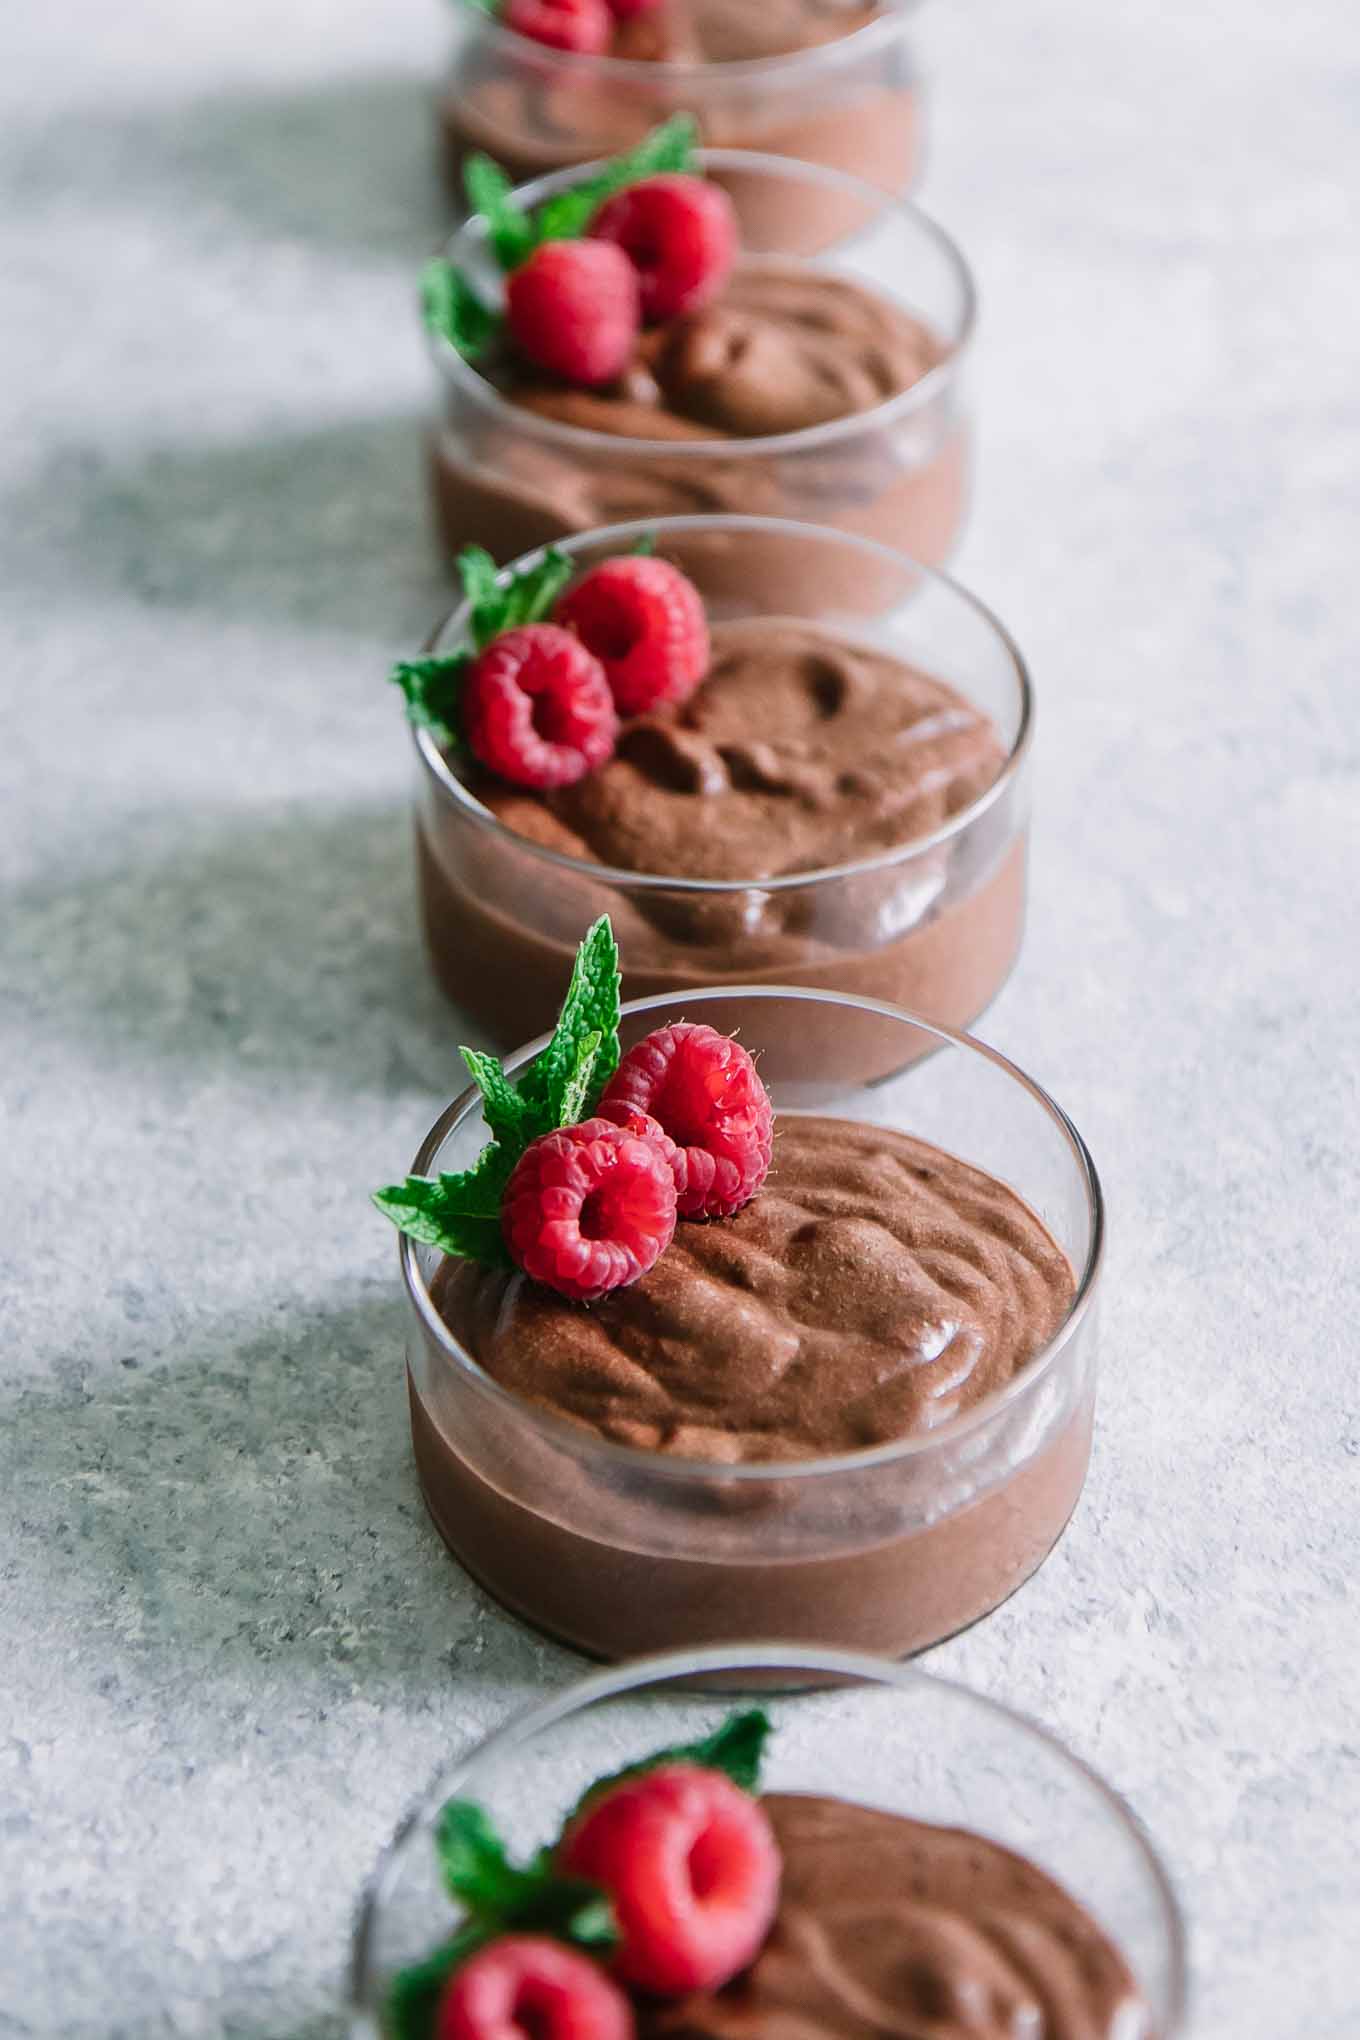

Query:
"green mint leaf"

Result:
[[386, 1925, 489, 2040], [461, 1047, 533, 1145], [518, 916, 621, 1131], [421, 257, 501, 363], [436, 1800, 533, 1912], [630, 532, 657, 557], [456, 545, 575, 651], [532, 115, 697, 245], [372, 1146, 515, 1267], [389, 653, 469, 751], [556, 1031, 602, 1131], [507, 1878, 619, 1952], [561, 1709, 773, 1829], [465, 154, 536, 272]]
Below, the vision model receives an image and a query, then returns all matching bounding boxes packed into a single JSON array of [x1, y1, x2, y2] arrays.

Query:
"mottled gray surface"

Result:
[[1, 0, 1357, 2033]]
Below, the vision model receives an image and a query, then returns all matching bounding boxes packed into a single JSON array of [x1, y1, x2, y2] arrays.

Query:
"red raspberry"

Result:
[[506, 240, 640, 388], [560, 1765, 781, 1996], [589, 175, 737, 324], [462, 624, 618, 790], [435, 1935, 634, 2040], [555, 557, 709, 715], [501, 1117, 678, 1300], [592, 1103, 683, 1202], [501, 0, 613, 55], [599, 1024, 773, 1219]]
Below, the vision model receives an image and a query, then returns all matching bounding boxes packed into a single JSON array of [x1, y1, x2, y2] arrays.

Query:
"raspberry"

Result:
[[599, 1024, 773, 1219], [555, 557, 710, 714], [435, 1935, 634, 2040], [501, 1117, 678, 1300], [589, 175, 738, 324], [506, 240, 640, 388], [560, 1765, 781, 1996], [593, 1103, 684, 1202], [501, 0, 613, 55], [463, 624, 618, 790]]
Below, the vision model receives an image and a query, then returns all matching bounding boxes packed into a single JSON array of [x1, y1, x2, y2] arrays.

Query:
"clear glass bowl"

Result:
[[350, 1647, 1187, 2038], [413, 516, 1026, 1059], [400, 988, 1102, 1662], [436, 1, 927, 200], [426, 150, 974, 567]]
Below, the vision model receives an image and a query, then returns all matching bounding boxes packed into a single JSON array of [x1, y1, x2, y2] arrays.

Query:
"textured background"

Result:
[[2, 1, 1357, 2032]]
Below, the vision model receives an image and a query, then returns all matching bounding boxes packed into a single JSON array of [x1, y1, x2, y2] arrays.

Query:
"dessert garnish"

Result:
[[390, 543, 711, 784], [422, 118, 737, 386], [468, 0, 660, 57], [386, 1709, 775, 2040], [373, 917, 774, 1298]]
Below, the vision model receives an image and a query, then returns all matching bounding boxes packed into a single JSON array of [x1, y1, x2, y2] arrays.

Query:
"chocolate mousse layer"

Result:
[[407, 1118, 1094, 1658], [428, 265, 969, 568], [416, 617, 1024, 1068], [439, 1, 921, 225], [646, 1795, 1149, 2040]]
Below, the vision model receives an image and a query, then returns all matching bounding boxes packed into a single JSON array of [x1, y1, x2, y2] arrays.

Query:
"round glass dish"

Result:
[[350, 1646, 1187, 2039], [413, 515, 1027, 1059], [400, 988, 1103, 1662], [426, 150, 974, 567], [436, 1, 927, 200]]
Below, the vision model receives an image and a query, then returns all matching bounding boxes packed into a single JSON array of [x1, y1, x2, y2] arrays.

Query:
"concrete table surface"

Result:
[[2, 0, 1356, 2032]]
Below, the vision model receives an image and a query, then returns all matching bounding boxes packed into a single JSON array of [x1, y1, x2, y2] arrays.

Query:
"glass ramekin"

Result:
[[426, 151, 974, 567], [350, 1647, 1187, 2038], [413, 515, 1027, 1061], [435, 1, 927, 202], [400, 988, 1102, 1662]]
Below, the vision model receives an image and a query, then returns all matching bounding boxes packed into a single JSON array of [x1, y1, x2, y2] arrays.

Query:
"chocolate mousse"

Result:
[[409, 1116, 1090, 1658], [417, 615, 1024, 1060], [429, 263, 968, 569], [652, 1794, 1150, 2040], [438, 0, 923, 212]]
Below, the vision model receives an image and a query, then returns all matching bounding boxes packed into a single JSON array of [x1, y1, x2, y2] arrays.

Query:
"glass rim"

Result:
[[412, 513, 1032, 894], [451, 0, 924, 91], [427, 147, 976, 458], [349, 1641, 1189, 2033], [398, 985, 1105, 1484]]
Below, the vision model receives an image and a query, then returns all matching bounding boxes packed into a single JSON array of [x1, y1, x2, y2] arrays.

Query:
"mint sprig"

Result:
[[422, 116, 698, 365], [388, 543, 573, 753], [386, 1708, 771, 2040], [373, 917, 622, 1269]]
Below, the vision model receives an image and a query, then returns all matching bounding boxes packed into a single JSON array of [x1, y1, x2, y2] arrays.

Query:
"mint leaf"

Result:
[[455, 544, 574, 650], [372, 1145, 515, 1267], [389, 653, 469, 751], [533, 115, 698, 245], [561, 1709, 773, 1829], [630, 532, 657, 557], [557, 1031, 602, 1131], [465, 154, 536, 272], [461, 1047, 533, 1145], [421, 257, 501, 363], [519, 917, 621, 1131], [436, 1800, 532, 1912], [374, 920, 624, 1270]]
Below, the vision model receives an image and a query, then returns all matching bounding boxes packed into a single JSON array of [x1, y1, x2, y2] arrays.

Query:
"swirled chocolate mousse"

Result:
[[386, 926, 1092, 1660], [433, 1117, 1074, 1462], [439, 0, 919, 205], [419, 613, 1024, 1057], [430, 261, 965, 568], [648, 1794, 1151, 2040]]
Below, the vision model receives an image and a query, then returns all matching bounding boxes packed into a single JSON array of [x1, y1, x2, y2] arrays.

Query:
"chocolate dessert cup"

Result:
[[399, 989, 1103, 1663], [413, 516, 1029, 1068], [437, 2, 927, 215], [350, 1648, 1187, 2038], [427, 153, 974, 566]]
